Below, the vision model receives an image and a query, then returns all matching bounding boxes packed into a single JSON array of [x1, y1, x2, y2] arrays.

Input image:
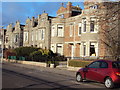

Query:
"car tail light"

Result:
[[116, 72, 120, 76]]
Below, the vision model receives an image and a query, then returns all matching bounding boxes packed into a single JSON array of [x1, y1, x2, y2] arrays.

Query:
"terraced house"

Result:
[[64, 1, 100, 59], [5, 21, 24, 49], [23, 13, 53, 49], [4, 0, 120, 59]]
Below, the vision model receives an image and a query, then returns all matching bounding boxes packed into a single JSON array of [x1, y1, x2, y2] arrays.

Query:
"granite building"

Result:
[[4, 1, 120, 59]]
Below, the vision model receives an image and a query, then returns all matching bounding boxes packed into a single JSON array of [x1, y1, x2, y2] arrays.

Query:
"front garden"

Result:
[[4, 47, 66, 66]]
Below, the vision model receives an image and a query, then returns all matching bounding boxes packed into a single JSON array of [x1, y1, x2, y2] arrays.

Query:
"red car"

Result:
[[76, 60, 120, 88]]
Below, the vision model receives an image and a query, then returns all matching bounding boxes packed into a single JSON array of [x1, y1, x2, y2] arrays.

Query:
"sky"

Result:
[[1, 0, 119, 28], [1, 1, 84, 28]]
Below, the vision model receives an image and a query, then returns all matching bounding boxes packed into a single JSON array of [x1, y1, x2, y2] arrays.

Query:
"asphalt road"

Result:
[[2, 62, 108, 89]]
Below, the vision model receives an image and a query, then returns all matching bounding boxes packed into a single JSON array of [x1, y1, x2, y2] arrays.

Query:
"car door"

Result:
[[95, 61, 109, 82], [85, 61, 101, 81]]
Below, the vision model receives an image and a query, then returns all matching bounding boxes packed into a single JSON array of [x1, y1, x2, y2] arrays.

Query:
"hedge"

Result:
[[68, 60, 92, 67], [5, 47, 67, 64], [14, 47, 39, 57]]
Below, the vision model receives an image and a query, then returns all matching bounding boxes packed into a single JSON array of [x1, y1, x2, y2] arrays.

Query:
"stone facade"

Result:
[[5, 21, 24, 49], [4, 1, 120, 59], [23, 13, 53, 49], [0, 28, 6, 49], [50, 18, 65, 55]]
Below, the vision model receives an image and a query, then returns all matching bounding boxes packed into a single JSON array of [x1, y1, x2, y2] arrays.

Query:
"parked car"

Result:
[[76, 60, 120, 88]]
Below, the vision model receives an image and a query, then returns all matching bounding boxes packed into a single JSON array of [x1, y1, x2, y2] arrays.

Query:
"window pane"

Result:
[[88, 62, 100, 68], [79, 27, 81, 35], [6, 37, 8, 43], [58, 27, 63, 29], [41, 29, 45, 40], [57, 44, 63, 55], [112, 62, 120, 68], [90, 45, 95, 56], [83, 21, 86, 32], [83, 45, 86, 56], [100, 62, 108, 68], [90, 21, 94, 32]]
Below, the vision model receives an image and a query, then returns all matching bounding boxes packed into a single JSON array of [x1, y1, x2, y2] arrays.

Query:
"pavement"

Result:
[[2, 61, 76, 78]]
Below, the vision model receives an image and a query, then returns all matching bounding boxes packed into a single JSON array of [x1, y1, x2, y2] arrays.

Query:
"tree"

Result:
[[98, 1, 120, 60]]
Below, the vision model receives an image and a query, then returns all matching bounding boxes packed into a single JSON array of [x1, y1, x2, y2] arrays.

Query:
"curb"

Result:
[[2, 59, 81, 72], [2, 59, 47, 67], [67, 66, 81, 71]]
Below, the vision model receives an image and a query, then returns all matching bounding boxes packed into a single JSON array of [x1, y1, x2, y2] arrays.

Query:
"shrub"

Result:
[[4, 49, 16, 59], [29, 50, 52, 62], [38, 48, 54, 57], [14, 47, 39, 57], [30, 51, 42, 62], [68, 60, 92, 67], [52, 55, 67, 61]]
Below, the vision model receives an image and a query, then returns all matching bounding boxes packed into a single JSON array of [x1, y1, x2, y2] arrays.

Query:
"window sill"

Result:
[[90, 31, 98, 33]]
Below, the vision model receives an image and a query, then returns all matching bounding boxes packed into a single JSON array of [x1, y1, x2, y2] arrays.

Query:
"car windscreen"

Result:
[[112, 61, 120, 68]]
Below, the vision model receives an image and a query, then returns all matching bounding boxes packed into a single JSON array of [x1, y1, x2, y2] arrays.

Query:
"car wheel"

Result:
[[104, 77, 114, 89], [76, 73, 83, 82]]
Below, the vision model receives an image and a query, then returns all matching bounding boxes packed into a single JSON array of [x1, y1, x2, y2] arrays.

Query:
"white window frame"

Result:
[[78, 23, 82, 36], [24, 32, 28, 42], [57, 24, 64, 37], [90, 21, 95, 32], [5, 36, 8, 43], [31, 31, 34, 41], [90, 5, 98, 9], [51, 25, 55, 37], [83, 42, 86, 57], [90, 17, 98, 33], [52, 25, 57, 37], [38, 30, 41, 40], [82, 19, 87, 33], [14, 34, 19, 43], [38, 29, 45, 40], [57, 44, 63, 55], [51, 44, 56, 53], [90, 42, 98, 57], [41, 29, 45, 40]]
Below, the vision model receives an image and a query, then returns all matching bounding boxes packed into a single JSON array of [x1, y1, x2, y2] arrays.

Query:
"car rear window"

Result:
[[112, 61, 120, 68]]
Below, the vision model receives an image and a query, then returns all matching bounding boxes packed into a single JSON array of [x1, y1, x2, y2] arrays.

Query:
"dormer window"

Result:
[[59, 14, 64, 18], [90, 5, 98, 9], [41, 18, 45, 21], [61, 14, 64, 18]]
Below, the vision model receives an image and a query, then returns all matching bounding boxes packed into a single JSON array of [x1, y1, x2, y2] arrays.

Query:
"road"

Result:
[[2, 62, 106, 89]]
